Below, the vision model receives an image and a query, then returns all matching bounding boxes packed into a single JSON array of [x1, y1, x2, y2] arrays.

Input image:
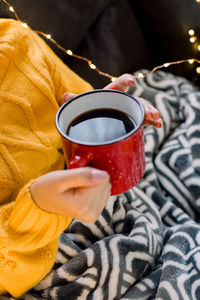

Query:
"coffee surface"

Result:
[[67, 108, 135, 143]]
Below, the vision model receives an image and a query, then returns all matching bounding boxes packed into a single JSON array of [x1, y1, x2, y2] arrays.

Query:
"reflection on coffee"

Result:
[[67, 108, 136, 143]]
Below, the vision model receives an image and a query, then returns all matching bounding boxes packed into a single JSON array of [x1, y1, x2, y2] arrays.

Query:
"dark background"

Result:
[[0, 0, 200, 88]]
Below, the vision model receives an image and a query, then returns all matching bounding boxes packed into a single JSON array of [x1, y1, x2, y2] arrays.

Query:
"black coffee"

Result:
[[67, 108, 136, 143]]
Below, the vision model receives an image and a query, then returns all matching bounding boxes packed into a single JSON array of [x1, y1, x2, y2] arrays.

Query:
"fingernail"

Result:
[[157, 121, 162, 128], [91, 170, 108, 180], [62, 92, 69, 102], [145, 111, 152, 120], [128, 76, 135, 85]]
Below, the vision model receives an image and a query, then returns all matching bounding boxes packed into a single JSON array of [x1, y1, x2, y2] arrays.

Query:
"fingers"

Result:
[[104, 73, 135, 92], [143, 118, 162, 128], [81, 181, 111, 223], [138, 97, 163, 128], [58, 168, 110, 191], [140, 98, 161, 120], [92, 183, 111, 223], [61, 92, 76, 105], [63, 170, 111, 223]]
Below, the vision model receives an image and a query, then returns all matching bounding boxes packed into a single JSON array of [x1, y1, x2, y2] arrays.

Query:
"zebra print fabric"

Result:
[[24, 70, 200, 300]]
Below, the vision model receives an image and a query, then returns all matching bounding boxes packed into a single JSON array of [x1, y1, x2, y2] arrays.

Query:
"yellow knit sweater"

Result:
[[0, 19, 92, 297]]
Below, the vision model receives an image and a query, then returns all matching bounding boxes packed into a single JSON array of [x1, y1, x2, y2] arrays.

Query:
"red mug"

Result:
[[55, 89, 145, 195]]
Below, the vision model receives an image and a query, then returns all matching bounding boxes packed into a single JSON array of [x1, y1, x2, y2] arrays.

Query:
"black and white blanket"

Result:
[[23, 70, 200, 300]]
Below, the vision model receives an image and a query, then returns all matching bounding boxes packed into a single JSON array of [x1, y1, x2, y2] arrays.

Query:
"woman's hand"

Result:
[[62, 73, 162, 128], [30, 167, 111, 223]]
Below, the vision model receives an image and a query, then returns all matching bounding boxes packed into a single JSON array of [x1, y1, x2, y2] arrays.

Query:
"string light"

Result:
[[188, 29, 195, 36], [190, 36, 197, 43], [1, 0, 19, 20], [21, 23, 28, 28], [189, 59, 194, 64], [89, 63, 96, 70], [187, 23, 200, 79], [46, 34, 51, 39], [8, 6, 14, 12], [1, 0, 200, 81], [66, 49, 73, 56], [138, 72, 145, 78]]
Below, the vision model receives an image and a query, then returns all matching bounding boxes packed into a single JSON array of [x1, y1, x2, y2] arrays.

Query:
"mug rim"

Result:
[[55, 89, 145, 146]]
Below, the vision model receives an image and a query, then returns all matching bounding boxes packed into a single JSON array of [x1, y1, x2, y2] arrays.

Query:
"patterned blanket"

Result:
[[22, 70, 200, 300]]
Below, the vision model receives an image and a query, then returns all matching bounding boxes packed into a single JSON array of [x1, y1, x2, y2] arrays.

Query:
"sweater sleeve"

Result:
[[7, 180, 72, 251], [0, 180, 72, 298]]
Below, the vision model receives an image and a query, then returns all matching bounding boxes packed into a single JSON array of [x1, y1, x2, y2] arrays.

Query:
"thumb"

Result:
[[104, 73, 135, 91], [60, 167, 110, 190]]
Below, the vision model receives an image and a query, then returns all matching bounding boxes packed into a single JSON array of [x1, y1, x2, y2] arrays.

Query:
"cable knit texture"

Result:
[[0, 18, 92, 297]]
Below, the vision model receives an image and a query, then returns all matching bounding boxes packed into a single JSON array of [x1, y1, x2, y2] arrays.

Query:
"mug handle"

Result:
[[69, 153, 94, 169]]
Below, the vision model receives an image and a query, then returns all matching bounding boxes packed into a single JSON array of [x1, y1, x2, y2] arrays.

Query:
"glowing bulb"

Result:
[[196, 0, 200, 2], [190, 37, 197, 43], [21, 23, 28, 28], [111, 77, 117, 82], [46, 34, 51, 39], [164, 63, 169, 67], [196, 67, 200, 74], [9, 6, 14, 12], [188, 59, 194, 64], [188, 29, 195, 36], [138, 72, 144, 78], [198, 45, 200, 51], [89, 63, 96, 70], [67, 50, 73, 56]]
